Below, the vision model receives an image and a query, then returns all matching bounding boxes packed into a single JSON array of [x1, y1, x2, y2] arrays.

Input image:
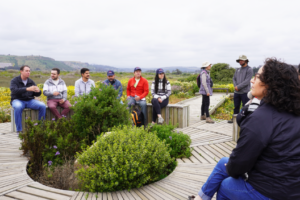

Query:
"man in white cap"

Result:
[[228, 55, 253, 123]]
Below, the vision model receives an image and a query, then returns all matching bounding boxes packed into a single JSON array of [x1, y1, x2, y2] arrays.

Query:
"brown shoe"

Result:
[[200, 115, 206, 120], [206, 117, 215, 123]]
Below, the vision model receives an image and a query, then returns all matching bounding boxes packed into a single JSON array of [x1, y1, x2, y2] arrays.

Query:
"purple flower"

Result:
[[169, 136, 172, 140], [72, 95, 75, 99], [34, 123, 38, 126], [74, 101, 77, 105], [53, 145, 57, 149], [99, 89, 102, 91], [55, 151, 60, 156], [177, 130, 180, 133], [131, 103, 134, 105], [75, 95, 78, 97], [52, 118, 55, 121], [127, 96, 131, 100], [48, 161, 52, 166], [126, 107, 129, 110], [93, 96, 97, 99]]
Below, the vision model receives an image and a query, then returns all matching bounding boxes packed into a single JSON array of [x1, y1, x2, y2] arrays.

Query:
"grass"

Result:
[[211, 96, 234, 120]]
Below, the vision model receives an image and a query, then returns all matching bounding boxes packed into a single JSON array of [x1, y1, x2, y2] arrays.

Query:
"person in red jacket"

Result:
[[127, 67, 149, 125]]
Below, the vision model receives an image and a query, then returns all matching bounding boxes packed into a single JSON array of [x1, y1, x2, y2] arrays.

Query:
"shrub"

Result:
[[19, 117, 85, 174], [71, 83, 131, 144], [149, 124, 192, 158], [75, 126, 175, 192]]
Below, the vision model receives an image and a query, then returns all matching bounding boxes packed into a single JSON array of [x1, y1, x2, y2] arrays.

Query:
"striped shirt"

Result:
[[151, 80, 171, 100]]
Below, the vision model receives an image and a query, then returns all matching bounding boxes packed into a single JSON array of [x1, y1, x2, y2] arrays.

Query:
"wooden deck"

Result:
[[0, 94, 235, 200]]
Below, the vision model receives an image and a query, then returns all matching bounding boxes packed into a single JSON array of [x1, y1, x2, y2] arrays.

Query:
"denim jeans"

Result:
[[233, 93, 249, 114], [127, 97, 147, 125], [199, 157, 271, 200], [12, 99, 46, 132]]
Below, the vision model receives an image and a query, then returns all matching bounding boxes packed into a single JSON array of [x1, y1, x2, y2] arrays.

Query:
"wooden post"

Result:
[[178, 108, 183, 128], [173, 108, 178, 127]]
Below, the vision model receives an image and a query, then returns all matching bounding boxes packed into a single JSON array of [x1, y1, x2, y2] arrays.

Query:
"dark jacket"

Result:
[[226, 101, 300, 200], [10, 75, 41, 103]]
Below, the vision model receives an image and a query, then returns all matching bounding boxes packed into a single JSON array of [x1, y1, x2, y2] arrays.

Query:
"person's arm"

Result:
[[117, 81, 123, 99], [233, 70, 237, 87], [75, 81, 80, 97], [91, 80, 95, 88], [32, 81, 41, 97], [197, 75, 201, 88], [139, 79, 149, 99], [201, 73, 209, 94], [160, 82, 171, 100], [226, 116, 267, 178], [126, 79, 131, 97], [151, 81, 159, 98], [43, 81, 53, 97], [61, 83, 68, 100], [10, 79, 27, 95], [236, 68, 253, 90]]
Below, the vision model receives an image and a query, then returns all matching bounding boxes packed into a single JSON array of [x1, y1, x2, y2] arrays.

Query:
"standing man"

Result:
[[127, 67, 149, 125], [75, 68, 95, 96], [102, 70, 123, 99], [228, 55, 253, 123], [43, 68, 71, 119], [10, 65, 46, 133]]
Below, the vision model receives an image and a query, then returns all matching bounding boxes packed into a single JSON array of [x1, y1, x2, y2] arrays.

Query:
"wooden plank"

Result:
[[147, 105, 152, 124], [165, 106, 170, 125], [0, 196, 15, 200], [178, 108, 183, 128], [74, 192, 84, 200], [5, 191, 49, 200], [28, 183, 75, 196], [131, 189, 148, 200], [182, 106, 187, 128], [17, 186, 70, 200], [169, 107, 174, 126], [173, 108, 178, 127], [138, 186, 162, 200], [128, 190, 142, 200]]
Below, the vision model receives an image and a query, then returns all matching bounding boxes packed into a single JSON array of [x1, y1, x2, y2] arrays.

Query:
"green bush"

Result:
[[178, 74, 198, 82], [19, 117, 85, 174], [71, 83, 131, 144], [75, 126, 175, 192], [149, 124, 192, 158], [0, 109, 11, 123]]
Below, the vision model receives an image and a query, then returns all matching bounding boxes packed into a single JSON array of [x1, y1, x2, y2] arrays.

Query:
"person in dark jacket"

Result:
[[191, 58, 300, 200], [10, 65, 46, 133], [228, 55, 253, 123]]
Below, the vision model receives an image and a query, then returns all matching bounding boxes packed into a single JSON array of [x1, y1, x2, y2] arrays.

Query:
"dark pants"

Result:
[[234, 93, 249, 114], [151, 98, 169, 122], [201, 95, 210, 117], [47, 99, 71, 119]]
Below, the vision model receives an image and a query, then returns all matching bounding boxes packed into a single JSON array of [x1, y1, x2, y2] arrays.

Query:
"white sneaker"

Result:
[[158, 117, 164, 124]]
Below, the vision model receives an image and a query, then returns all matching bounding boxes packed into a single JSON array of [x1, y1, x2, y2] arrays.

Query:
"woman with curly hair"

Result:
[[189, 58, 300, 200]]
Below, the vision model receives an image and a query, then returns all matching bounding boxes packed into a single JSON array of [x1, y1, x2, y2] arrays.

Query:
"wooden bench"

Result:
[[195, 88, 229, 95], [11, 104, 190, 132]]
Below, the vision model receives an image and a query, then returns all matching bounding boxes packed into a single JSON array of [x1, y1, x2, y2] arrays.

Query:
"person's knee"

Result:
[[12, 100, 24, 110], [217, 157, 229, 168], [151, 98, 158, 103]]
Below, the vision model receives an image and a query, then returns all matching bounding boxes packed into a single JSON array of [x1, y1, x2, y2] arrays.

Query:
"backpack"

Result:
[[197, 70, 213, 88], [131, 108, 144, 127]]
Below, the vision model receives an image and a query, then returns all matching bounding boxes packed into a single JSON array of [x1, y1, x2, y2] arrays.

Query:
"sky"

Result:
[[1, 0, 300, 68]]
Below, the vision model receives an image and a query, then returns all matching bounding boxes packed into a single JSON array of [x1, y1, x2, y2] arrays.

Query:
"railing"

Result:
[[11, 104, 190, 132]]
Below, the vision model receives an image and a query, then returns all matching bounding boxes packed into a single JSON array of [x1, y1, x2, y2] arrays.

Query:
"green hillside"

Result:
[[0, 55, 73, 71]]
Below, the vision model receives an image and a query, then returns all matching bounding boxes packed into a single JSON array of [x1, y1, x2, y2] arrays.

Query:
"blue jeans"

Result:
[[12, 99, 46, 132], [127, 97, 147, 125], [199, 157, 271, 200], [233, 93, 249, 114]]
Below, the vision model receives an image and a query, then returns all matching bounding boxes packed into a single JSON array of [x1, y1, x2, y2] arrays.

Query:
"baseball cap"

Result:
[[107, 70, 114, 76], [134, 67, 142, 72], [156, 68, 164, 74]]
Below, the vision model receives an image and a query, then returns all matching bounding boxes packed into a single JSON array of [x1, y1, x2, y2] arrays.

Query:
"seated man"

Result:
[[75, 68, 95, 96], [102, 70, 123, 101], [43, 68, 71, 119], [127, 67, 149, 125], [10, 65, 46, 133]]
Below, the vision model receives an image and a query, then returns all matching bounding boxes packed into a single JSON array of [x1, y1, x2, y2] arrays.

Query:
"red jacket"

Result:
[[127, 76, 149, 99]]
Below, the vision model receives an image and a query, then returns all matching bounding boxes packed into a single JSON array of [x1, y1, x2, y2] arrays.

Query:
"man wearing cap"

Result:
[[228, 55, 253, 123], [127, 67, 149, 125], [75, 68, 95, 96], [102, 70, 123, 100]]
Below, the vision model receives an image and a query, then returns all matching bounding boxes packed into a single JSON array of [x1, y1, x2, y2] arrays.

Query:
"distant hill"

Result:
[[0, 55, 73, 71]]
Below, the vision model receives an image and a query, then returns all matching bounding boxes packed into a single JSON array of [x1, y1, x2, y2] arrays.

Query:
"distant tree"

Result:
[[166, 70, 170, 74], [172, 69, 182, 75], [252, 66, 261, 74], [210, 63, 236, 83]]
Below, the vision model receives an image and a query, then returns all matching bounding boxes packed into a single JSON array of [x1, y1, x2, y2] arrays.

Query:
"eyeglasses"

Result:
[[253, 73, 261, 81]]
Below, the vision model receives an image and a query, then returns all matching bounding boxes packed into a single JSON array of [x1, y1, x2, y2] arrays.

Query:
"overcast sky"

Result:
[[1, 0, 300, 68]]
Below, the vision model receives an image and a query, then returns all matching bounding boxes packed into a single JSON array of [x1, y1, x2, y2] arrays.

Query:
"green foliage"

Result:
[[210, 63, 235, 83], [75, 126, 175, 192], [178, 74, 198, 82], [149, 124, 192, 158], [0, 109, 10, 123], [211, 96, 234, 120], [71, 83, 131, 144], [19, 117, 84, 173]]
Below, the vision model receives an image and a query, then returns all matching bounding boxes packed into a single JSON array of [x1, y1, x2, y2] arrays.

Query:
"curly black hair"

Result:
[[260, 58, 300, 116]]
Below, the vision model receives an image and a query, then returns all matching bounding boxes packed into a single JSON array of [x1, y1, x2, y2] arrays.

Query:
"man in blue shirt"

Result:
[[102, 70, 123, 101]]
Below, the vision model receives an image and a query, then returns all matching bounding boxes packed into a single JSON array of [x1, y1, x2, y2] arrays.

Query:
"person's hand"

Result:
[[207, 93, 210, 96], [158, 98, 162, 103], [33, 86, 40, 92], [59, 99, 65, 104], [135, 96, 140, 101], [53, 91, 60, 96], [26, 86, 36, 92], [235, 86, 239, 91]]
